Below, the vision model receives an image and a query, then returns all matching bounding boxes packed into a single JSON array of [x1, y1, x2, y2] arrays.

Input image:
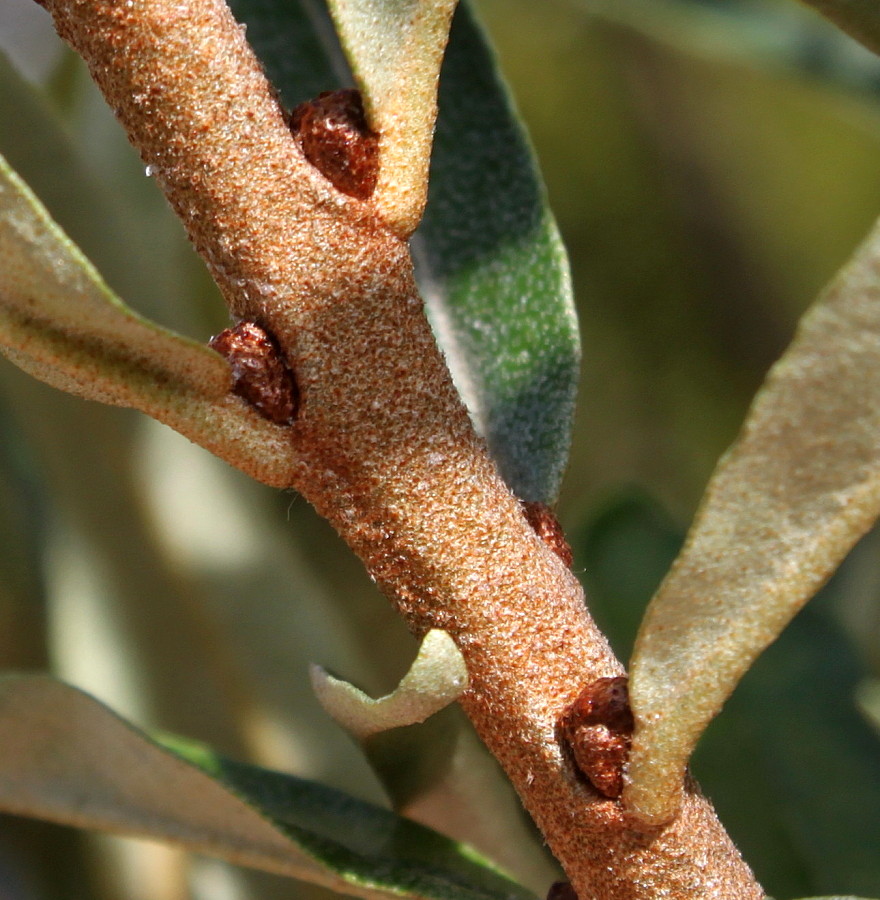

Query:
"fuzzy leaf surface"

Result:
[[311, 629, 468, 740], [0, 674, 534, 900], [0, 154, 228, 406], [625, 215, 880, 825], [414, 4, 579, 503], [0, 153, 303, 488]]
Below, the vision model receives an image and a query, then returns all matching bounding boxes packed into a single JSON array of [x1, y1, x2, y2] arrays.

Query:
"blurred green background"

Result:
[[1, 0, 880, 897]]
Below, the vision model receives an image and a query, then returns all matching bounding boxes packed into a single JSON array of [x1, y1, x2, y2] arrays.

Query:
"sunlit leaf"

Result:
[[573, 495, 880, 894], [625, 215, 880, 825], [326, 0, 458, 237], [414, 3, 579, 503], [0, 154, 226, 402], [0, 674, 535, 900]]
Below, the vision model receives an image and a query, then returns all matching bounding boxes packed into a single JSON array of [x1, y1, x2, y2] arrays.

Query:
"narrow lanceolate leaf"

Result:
[[414, 4, 579, 503], [797, 0, 880, 57], [0, 674, 535, 900], [0, 154, 300, 488], [625, 216, 880, 826], [0, 154, 226, 404], [326, 0, 458, 237], [311, 629, 468, 739]]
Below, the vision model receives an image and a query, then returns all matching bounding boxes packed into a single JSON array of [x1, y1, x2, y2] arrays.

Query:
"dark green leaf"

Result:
[[709, 600, 880, 896]]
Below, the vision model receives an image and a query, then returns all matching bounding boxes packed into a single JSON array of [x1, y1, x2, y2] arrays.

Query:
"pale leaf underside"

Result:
[[326, 0, 458, 236], [310, 629, 468, 740], [0, 154, 301, 488], [625, 216, 880, 825]]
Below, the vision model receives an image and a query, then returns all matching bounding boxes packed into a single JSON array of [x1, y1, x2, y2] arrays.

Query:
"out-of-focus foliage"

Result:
[[1, 0, 880, 897]]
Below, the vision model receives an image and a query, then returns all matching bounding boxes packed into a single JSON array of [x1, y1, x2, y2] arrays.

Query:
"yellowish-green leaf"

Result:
[[327, 0, 458, 237], [625, 215, 880, 826], [310, 629, 468, 740], [0, 154, 300, 488]]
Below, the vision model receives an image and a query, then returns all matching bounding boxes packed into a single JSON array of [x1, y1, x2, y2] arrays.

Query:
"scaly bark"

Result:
[[34, 0, 763, 896]]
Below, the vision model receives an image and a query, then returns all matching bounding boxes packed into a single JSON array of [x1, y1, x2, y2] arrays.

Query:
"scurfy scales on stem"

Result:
[[2, 0, 880, 898]]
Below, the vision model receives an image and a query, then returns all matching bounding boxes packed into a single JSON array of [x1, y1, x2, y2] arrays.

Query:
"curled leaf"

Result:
[[625, 216, 880, 825], [326, 0, 458, 236], [310, 629, 468, 740]]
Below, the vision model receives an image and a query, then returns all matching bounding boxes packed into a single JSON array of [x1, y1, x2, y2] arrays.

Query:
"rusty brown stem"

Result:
[[35, 0, 762, 896]]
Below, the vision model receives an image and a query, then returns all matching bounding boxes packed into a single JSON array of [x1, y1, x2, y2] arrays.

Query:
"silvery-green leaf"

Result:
[[414, 4, 579, 503]]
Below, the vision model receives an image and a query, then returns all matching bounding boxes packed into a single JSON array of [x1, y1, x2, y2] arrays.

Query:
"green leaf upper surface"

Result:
[[414, 3, 579, 503], [0, 674, 534, 900]]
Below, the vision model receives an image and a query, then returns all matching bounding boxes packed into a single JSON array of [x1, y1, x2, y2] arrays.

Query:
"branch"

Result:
[[33, 0, 763, 896]]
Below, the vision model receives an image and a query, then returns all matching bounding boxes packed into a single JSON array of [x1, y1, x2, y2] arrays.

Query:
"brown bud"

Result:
[[521, 501, 573, 568], [288, 89, 379, 200], [560, 676, 633, 799], [209, 321, 298, 426]]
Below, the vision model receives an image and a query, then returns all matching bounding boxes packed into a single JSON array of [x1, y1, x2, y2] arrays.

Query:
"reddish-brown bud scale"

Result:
[[521, 501, 574, 568], [288, 89, 379, 201], [209, 321, 298, 426], [559, 676, 633, 799]]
